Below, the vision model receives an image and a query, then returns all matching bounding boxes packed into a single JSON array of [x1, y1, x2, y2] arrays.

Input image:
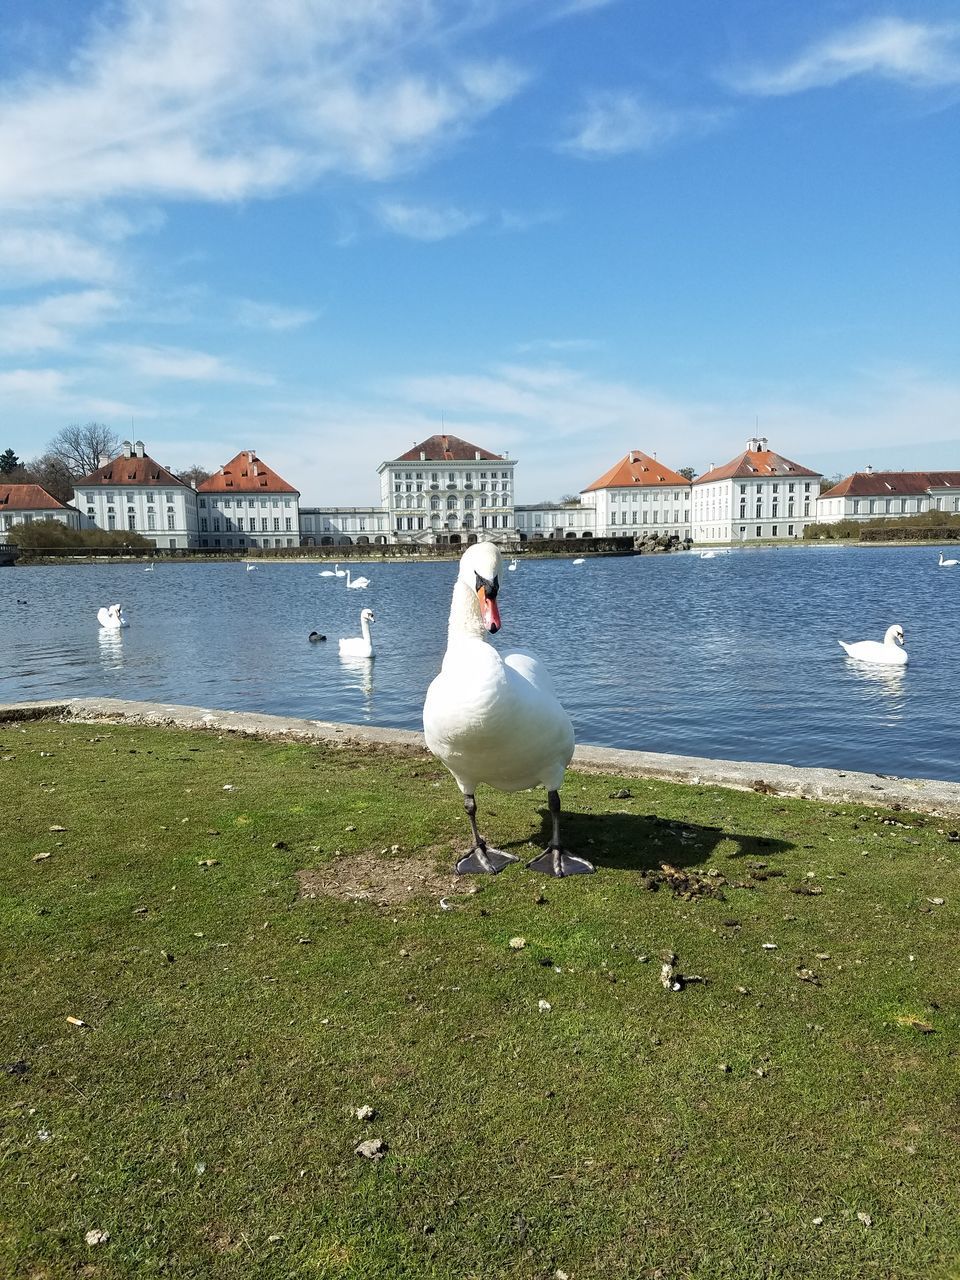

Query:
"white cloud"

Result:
[[377, 200, 484, 240], [104, 343, 273, 384], [0, 1, 527, 211], [0, 228, 118, 287], [562, 90, 728, 156], [0, 289, 122, 354], [0, 368, 70, 399], [234, 299, 319, 332], [728, 17, 960, 96]]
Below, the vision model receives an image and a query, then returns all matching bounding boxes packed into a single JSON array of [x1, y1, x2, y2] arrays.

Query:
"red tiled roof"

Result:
[[75, 452, 188, 488], [820, 471, 960, 500], [394, 434, 503, 463], [581, 450, 690, 493], [197, 451, 298, 494], [694, 447, 820, 484], [0, 483, 68, 511]]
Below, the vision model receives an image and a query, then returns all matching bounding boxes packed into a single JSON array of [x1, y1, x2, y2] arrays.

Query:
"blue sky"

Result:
[[1, 0, 958, 503]]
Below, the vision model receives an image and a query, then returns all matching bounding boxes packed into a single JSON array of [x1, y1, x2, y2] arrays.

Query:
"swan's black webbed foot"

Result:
[[526, 846, 595, 877], [455, 844, 519, 875]]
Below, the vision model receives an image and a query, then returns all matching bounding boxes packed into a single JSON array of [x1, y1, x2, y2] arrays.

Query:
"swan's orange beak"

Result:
[[477, 585, 501, 634]]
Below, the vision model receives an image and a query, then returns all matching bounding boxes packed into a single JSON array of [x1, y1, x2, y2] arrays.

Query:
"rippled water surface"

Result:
[[2, 545, 959, 779]]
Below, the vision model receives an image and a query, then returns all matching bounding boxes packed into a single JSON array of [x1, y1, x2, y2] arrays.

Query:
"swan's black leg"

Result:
[[454, 793, 519, 875], [526, 790, 595, 877]]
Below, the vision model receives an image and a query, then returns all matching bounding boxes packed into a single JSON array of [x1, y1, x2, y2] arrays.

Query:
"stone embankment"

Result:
[[4, 696, 959, 816]]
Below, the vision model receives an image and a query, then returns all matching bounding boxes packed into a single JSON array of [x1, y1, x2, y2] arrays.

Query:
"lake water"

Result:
[[2, 545, 958, 781]]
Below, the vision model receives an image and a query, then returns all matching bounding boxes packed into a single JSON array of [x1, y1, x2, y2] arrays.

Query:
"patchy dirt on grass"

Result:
[[296, 850, 471, 906], [641, 862, 727, 900]]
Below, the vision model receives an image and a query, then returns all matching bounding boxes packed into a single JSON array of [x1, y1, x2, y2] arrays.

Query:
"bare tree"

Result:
[[49, 422, 121, 478], [21, 453, 76, 503], [177, 464, 212, 488], [559, 493, 581, 505]]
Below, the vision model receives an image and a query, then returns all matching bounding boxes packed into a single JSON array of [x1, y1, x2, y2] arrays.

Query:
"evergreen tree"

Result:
[[0, 448, 20, 475]]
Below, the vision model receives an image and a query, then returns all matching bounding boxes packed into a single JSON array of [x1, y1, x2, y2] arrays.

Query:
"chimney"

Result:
[[122, 440, 132, 458], [758, 436, 768, 452], [247, 450, 255, 463], [865, 464, 873, 475], [253, 463, 259, 476], [134, 440, 144, 458], [708, 462, 714, 472], [419, 450, 425, 461], [475, 451, 481, 460]]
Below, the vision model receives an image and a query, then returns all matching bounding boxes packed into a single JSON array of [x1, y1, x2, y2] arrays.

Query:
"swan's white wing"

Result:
[[424, 641, 574, 794]]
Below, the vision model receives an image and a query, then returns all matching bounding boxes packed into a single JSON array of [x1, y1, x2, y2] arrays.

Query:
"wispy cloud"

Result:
[[0, 289, 122, 354], [0, 1, 527, 212], [0, 228, 118, 287], [234, 299, 319, 332], [562, 90, 728, 156], [103, 344, 273, 385], [376, 200, 485, 241], [727, 17, 960, 96]]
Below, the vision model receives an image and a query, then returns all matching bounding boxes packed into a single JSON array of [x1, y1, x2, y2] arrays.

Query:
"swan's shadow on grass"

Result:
[[509, 809, 793, 874]]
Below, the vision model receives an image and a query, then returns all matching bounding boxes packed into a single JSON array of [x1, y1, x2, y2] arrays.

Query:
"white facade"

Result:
[[816, 469, 960, 523], [515, 503, 595, 539], [300, 506, 389, 545], [692, 439, 820, 545], [585, 486, 691, 539], [75, 441, 198, 549], [0, 488, 81, 532], [197, 492, 300, 550], [377, 439, 517, 544]]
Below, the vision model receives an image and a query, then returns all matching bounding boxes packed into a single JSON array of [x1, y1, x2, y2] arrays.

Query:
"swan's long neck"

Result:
[[447, 579, 487, 644], [360, 615, 371, 642]]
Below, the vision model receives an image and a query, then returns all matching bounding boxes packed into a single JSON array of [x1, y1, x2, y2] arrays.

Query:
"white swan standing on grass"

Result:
[[938, 551, 959, 567], [423, 542, 593, 878], [97, 603, 128, 630], [319, 563, 339, 578], [838, 624, 908, 666], [345, 568, 370, 590], [339, 608, 375, 658]]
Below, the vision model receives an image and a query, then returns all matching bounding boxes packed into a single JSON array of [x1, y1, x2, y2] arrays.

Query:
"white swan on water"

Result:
[[571, 557, 585, 566], [345, 568, 370, 590], [423, 543, 593, 878], [97, 603, 128, 630], [508, 558, 517, 571], [319, 563, 339, 578], [838, 624, 908, 666], [939, 551, 959, 567], [339, 608, 375, 658]]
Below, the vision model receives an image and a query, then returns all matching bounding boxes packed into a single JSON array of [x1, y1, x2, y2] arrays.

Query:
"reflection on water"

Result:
[[840, 655, 908, 713], [97, 628, 125, 672], [337, 654, 375, 713], [2, 544, 959, 780]]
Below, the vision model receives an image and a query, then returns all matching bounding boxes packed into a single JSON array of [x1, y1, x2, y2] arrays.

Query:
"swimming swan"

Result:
[[938, 551, 959, 567], [339, 608, 375, 658], [97, 603, 128, 630], [508, 559, 517, 571], [319, 563, 339, 577], [838, 624, 907, 666], [571, 558, 585, 566], [423, 543, 592, 878], [345, 569, 370, 590]]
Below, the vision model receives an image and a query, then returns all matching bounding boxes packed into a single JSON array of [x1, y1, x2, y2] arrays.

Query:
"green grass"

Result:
[[1, 721, 959, 1280]]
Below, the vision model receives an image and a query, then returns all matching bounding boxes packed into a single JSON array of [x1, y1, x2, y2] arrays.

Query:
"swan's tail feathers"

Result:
[[838, 641, 851, 655], [526, 847, 596, 877], [455, 847, 519, 875]]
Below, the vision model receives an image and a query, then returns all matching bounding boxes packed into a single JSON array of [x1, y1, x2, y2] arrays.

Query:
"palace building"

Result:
[[692, 438, 822, 544]]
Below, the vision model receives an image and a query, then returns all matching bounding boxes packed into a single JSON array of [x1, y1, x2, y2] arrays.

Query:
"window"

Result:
[[237, 518, 244, 531], [284, 518, 291, 532], [804, 502, 810, 516], [167, 513, 175, 530], [213, 519, 220, 532], [739, 500, 746, 519], [756, 525, 762, 537], [788, 524, 794, 536], [200, 518, 207, 532], [107, 514, 116, 530], [223, 498, 232, 508], [772, 525, 778, 536], [739, 485, 746, 495], [284, 499, 291, 508], [611, 512, 617, 525], [273, 518, 280, 531], [106, 492, 115, 503], [164, 492, 174, 503], [199, 498, 206, 508], [128, 514, 136, 530], [261, 518, 268, 531], [85, 493, 94, 503]]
